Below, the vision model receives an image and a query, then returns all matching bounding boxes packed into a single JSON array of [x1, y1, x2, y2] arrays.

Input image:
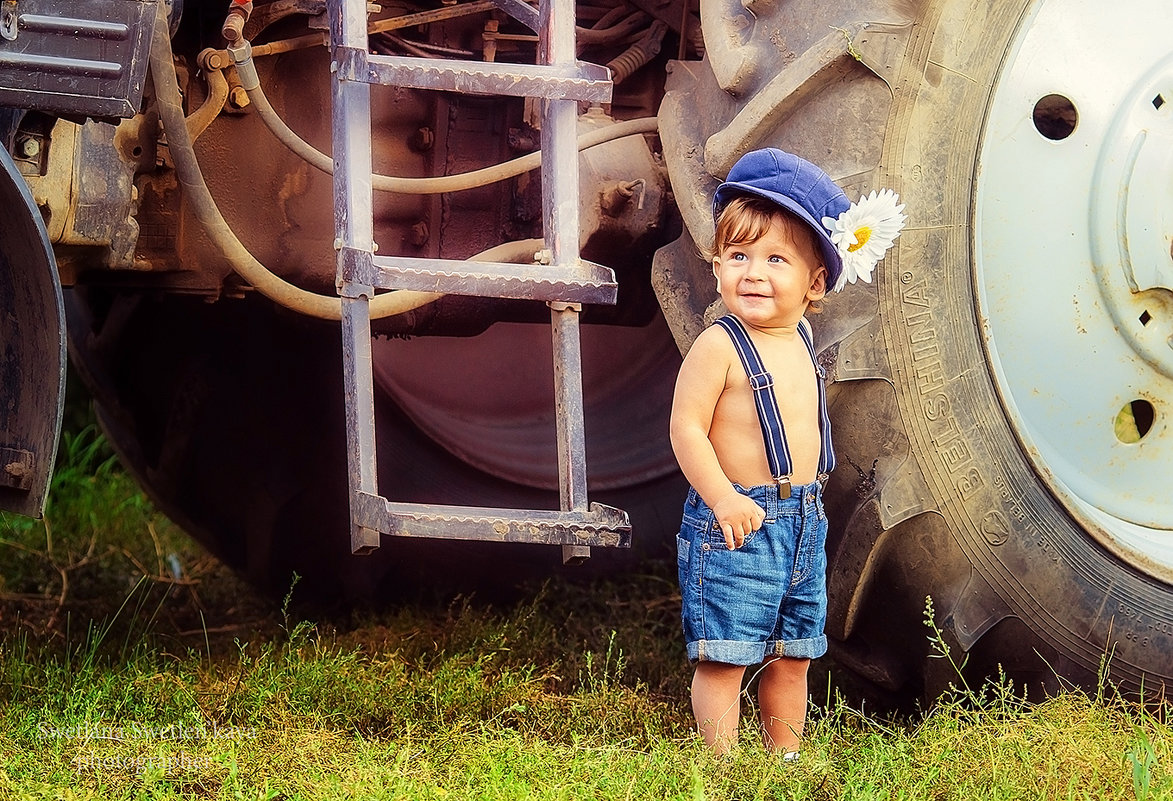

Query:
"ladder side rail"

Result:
[[329, 0, 380, 553], [539, 0, 593, 561]]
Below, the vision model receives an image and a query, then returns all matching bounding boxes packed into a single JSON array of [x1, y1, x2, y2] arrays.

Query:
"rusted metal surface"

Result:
[[347, 249, 618, 304], [345, 51, 612, 103], [0, 147, 65, 517], [0, 0, 157, 119], [0, 448, 35, 491], [329, 0, 380, 555], [23, 117, 144, 272], [27, 0, 663, 297], [355, 493, 631, 547], [485, 0, 538, 32]]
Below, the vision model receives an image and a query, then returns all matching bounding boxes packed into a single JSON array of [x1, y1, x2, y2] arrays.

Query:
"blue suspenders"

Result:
[[714, 314, 835, 499]]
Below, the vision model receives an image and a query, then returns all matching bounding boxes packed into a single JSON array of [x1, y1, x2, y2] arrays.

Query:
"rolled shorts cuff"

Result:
[[687, 634, 828, 665], [765, 634, 827, 660], [687, 639, 765, 665]]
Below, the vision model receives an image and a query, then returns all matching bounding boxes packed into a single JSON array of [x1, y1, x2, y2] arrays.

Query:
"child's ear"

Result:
[[807, 265, 828, 301], [712, 257, 722, 291]]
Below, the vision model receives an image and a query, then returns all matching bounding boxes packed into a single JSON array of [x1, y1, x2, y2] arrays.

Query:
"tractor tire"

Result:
[[655, 0, 1173, 700], [64, 289, 685, 602]]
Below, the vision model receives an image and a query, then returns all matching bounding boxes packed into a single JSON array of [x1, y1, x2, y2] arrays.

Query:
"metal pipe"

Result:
[[204, 2, 499, 64], [374, 32, 476, 58], [184, 59, 229, 142]]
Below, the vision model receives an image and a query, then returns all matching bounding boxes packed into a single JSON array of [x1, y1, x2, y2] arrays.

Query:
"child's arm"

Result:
[[669, 327, 766, 550]]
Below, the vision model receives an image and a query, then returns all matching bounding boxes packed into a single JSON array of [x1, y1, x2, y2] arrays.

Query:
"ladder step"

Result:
[[342, 51, 612, 103], [363, 252, 619, 304], [353, 492, 632, 547]]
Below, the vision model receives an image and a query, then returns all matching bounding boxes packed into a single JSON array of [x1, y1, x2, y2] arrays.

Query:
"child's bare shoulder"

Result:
[[675, 324, 738, 401], [685, 322, 738, 362]]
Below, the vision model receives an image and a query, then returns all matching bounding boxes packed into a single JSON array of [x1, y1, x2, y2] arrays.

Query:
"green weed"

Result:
[[0, 425, 227, 640]]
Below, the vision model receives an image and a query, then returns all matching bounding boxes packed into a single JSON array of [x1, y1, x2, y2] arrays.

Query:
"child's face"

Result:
[[712, 213, 827, 329]]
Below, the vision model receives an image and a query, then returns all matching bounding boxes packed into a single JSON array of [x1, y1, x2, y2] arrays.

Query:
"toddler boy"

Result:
[[669, 148, 903, 756]]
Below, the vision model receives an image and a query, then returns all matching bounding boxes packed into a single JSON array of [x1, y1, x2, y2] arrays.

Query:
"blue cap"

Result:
[[713, 148, 850, 290]]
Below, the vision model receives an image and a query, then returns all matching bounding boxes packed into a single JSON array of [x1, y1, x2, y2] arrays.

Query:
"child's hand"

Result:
[[711, 493, 766, 550]]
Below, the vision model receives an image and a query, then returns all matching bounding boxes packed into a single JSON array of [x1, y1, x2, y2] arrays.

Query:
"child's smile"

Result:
[[713, 215, 826, 329]]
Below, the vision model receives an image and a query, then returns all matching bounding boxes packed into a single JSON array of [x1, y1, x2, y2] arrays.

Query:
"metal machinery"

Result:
[[1, 0, 1170, 701]]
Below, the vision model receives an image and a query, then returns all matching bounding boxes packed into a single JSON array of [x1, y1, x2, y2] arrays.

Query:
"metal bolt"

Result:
[[17, 137, 40, 159], [408, 126, 434, 152], [199, 48, 228, 71], [229, 87, 251, 109], [507, 127, 538, 152], [408, 220, 429, 247], [1, 5, 16, 42]]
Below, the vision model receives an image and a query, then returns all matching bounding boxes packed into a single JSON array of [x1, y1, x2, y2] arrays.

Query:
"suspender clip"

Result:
[[776, 476, 792, 500]]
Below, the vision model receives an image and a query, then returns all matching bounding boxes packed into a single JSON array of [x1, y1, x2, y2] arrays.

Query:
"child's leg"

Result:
[[757, 656, 810, 753], [691, 661, 747, 754]]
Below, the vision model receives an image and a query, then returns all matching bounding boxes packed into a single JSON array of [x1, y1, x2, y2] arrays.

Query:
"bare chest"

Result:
[[713, 341, 820, 439]]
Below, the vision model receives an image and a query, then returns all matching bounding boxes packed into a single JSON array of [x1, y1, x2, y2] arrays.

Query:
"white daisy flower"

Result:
[[822, 188, 907, 292]]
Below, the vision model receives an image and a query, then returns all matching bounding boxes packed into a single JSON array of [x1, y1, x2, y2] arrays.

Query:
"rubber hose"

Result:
[[577, 10, 648, 44], [149, 2, 542, 321], [241, 68, 660, 195]]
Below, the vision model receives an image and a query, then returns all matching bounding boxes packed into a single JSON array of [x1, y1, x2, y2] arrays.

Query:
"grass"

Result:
[[0, 424, 1171, 799]]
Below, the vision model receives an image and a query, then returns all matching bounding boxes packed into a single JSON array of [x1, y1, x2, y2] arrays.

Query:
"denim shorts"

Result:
[[677, 482, 829, 665]]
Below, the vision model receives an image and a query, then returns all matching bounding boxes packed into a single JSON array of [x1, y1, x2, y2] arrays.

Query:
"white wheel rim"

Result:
[[975, 0, 1173, 579]]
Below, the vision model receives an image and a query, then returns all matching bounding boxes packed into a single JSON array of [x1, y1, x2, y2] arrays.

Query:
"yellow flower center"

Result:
[[847, 226, 872, 253]]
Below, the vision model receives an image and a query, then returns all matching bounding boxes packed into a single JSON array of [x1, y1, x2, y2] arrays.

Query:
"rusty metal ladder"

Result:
[[326, 0, 631, 561]]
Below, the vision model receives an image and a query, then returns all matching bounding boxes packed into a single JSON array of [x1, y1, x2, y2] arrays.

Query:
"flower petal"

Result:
[[825, 188, 907, 291]]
